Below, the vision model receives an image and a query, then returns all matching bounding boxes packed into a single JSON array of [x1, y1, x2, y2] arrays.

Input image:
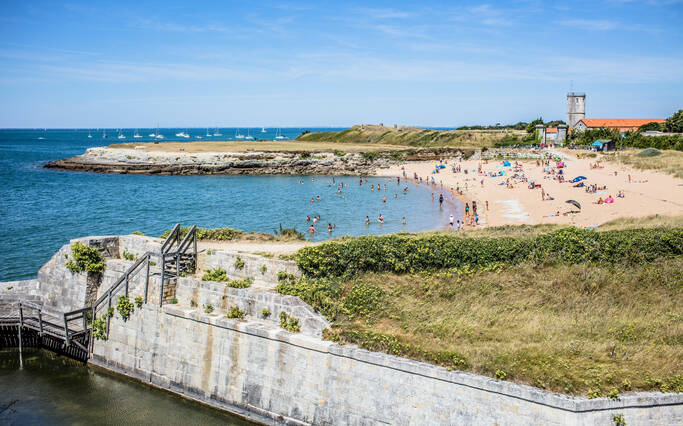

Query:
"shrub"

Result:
[[106, 307, 115, 318], [361, 151, 381, 161], [90, 317, 107, 340], [343, 283, 384, 318], [334, 150, 346, 156], [495, 370, 507, 380], [190, 299, 197, 307], [65, 242, 105, 275], [279, 311, 301, 332], [132, 231, 144, 236], [122, 249, 135, 261], [160, 226, 244, 241], [234, 257, 245, 269], [607, 388, 620, 400], [295, 227, 683, 278], [203, 304, 214, 314], [170, 297, 178, 304], [116, 295, 134, 321], [261, 308, 271, 318], [134, 296, 144, 308], [276, 276, 344, 320], [260, 265, 267, 274], [587, 388, 601, 399], [227, 277, 252, 288], [634, 147, 661, 157], [202, 268, 228, 281], [612, 414, 626, 426], [227, 306, 245, 319]]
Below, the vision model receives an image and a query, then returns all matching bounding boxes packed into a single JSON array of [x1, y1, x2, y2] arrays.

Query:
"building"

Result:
[[592, 139, 616, 151], [536, 124, 567, 145], [573, 118, 666, 133], [567, 92, 586, 129]]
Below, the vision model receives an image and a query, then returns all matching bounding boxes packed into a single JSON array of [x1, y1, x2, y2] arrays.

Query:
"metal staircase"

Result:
[[0, 223, 198, 361]]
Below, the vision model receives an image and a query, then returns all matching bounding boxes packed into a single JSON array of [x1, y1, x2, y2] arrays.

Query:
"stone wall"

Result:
[[199, 250, 300, 289], [92, 305, 683, 426]]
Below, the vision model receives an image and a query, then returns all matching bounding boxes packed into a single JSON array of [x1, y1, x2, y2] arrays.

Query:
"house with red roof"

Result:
[[573, 118, 665, 133]]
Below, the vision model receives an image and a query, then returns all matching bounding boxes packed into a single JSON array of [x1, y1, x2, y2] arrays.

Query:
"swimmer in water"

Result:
[[365, 216, 370, 225], [378, 213, 384, 223]]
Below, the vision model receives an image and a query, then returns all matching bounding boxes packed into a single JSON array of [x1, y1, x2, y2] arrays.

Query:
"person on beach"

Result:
[[306, 215, 310, 223], [328, 223, 332, 233], [486, 200, 489, 211], [308, 225, 316, 234], [472, 201, 477, 214], [439, 193, 444, 206], [313, 216, 317, 223], [474, 213, 479, 225], [382, 195, 386, 203], [432, 192, 434, 201], [456, 220, 461, 231], [465, 203, 470, 216], [402, 216, 406, 225], [365, 216, 370, 225], [449, 214, 454, 227], [371, 184, 374, 192], [378, 214, 384, 223]]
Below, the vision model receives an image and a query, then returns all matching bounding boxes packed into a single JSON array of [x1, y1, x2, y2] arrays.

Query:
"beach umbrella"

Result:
[[571, 176, 587, 183], [503, 160, 511, 166], [565, 199, 581, 210]]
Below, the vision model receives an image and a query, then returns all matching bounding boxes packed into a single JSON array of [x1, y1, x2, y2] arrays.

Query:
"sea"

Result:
[[0, 127, 460, 423], [0, 128, 461, 281]]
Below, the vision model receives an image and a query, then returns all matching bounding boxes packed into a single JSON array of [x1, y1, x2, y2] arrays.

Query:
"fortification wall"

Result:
[[91, 304, 683, 426], [198, 250, 300, 289]]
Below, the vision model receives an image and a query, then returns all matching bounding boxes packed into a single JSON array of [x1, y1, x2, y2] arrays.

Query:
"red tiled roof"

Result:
[[579, 118, 665, 128], [545, 127, 558, 133]]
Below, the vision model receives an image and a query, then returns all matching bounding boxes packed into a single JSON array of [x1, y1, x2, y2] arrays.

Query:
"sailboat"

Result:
[[175, 131, 189, 138], [213, 126, 222, 136], [261, 127, 266, 133], [87, 130, 92, 138], [134, 129, 142, 138], [206, 128, 211, 137], [235, 128, 245, 139], [117, 129, 126, 139], [155, 124, 164, 139], [275, 128, 288, 140], [245, 128, 254, 140], [103, 129, 108, 139]]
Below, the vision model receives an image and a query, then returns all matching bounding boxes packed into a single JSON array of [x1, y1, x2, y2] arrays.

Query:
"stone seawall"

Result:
[[91, 304, 683, 426]]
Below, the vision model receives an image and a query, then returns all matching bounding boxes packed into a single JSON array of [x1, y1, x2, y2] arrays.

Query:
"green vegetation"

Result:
[[613, 414, 626, 426], [134, 296, 144, 308], [132, 231, 144, 236], [261, 308, 271, 318], [234, 257, 245, 269], [295, 227, 682, 278], [226, 277, 252, 288], [65, 242, 105, 275], [227, 306, 245, 319], [277, 222, 682, 395], [665, 109, 683, 133], [260, 264, 268, 274], [116, 295, 134, 321], [122, 249, 135, 261], [170, 297, 178, 304], [279, 311, 301, 332], [90, 317, 107, 340], [203, 304, 214, 314], [202, 268, 228, 281], [161, 226, 243, 241]]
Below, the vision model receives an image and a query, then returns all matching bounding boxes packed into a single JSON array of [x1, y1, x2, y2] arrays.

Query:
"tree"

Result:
[[665, 109, 683, 133], [638, 122, 664, 132], [526, 117, 543, 133]]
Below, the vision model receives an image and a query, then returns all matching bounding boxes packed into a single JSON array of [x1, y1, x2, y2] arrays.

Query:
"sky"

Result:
[[0, 0, 682, 128]]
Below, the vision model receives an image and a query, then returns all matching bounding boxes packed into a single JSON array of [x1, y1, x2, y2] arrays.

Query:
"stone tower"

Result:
[[567, 92, 586, 129]]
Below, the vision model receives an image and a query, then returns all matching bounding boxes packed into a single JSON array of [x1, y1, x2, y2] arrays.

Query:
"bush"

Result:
[[279, 311, 301, 332], [203, 304, 214, 314], [334, 150, 346, 156], [160, 226, 244, 241], [295, 227, 683, 278], [234, 257, 245, 269], [261, 308, 271, 318], [202, 268, 228, 281], [635, 147, 661, 157], [226, 277, 252, 288], [90, 317, 107, 340], [343, 283, 384, 318], [227, 306, 245, 319], [116, 295, 134, 321], [134, 296, 144, 308], [122, 249, 135, 261], [65, 242, 105, 275]]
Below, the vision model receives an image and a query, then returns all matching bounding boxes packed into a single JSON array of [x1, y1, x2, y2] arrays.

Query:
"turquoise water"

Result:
[[0, 128, 460, 281], [0, 348, 253, 425]]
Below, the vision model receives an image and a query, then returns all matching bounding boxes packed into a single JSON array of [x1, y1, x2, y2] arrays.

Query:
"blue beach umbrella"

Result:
[[503, 160, 511, 166]]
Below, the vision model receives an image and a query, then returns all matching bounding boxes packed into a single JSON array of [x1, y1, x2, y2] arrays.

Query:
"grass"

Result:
[[603, 149, 683, 179], [160, 226, 305, 242], [283, 259, 682, 395], [296, 125, 525, 149]]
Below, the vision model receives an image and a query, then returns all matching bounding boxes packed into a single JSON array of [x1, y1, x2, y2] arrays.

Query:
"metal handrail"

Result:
[[160, 223, 181, 254], [93, 252, 151, 315]]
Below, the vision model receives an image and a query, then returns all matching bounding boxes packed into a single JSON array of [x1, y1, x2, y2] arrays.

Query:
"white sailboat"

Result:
[[87, 130, 92, 138], [235, 128, 245, 139], [134, 129, 142, 138], [213, 126, 222, 136], [117, 129, 126, 139], [175, 131, 189, 138], [275, 128, 288, 140], [245, 128, 254, 140], [155, 124, 164, 140], [103, 129, 108, 139], [261, 127, 266, 133], [206, 128, 211, 137]]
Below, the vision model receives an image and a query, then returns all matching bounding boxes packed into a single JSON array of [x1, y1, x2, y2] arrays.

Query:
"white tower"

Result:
[[567, 92, 586, 129]]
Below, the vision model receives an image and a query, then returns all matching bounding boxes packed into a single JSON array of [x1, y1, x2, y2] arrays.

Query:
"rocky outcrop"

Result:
[[45, 147, 396, 175]]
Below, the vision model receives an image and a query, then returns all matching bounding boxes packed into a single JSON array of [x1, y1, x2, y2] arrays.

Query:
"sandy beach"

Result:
[[377, 149, 683, 229]]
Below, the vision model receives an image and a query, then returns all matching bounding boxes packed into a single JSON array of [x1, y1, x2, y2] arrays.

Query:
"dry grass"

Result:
[[328, 259, 682, 395], [297, 125, 524, 149], [604, 149, 683, 178], [108, 140, 407, 153]]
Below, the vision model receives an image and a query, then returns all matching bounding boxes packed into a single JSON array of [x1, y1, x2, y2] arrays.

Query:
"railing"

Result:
[[160, 223, 181, 254], [159, 225, 197, 307]]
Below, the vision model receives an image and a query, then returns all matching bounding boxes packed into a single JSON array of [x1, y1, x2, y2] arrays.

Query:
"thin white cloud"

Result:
[[355, 8, 415, 19], [561, 19, 618, 31]]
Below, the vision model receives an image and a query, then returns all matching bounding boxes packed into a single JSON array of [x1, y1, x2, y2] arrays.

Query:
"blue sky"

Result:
[[1, 0, 681, 128]]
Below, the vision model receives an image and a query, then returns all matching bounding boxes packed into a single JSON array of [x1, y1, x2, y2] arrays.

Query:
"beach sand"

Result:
[[377, 149, 683, 229]]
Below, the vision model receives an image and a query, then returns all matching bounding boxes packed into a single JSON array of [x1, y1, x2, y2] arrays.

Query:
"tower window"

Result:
[[575, 98, 579, 104]]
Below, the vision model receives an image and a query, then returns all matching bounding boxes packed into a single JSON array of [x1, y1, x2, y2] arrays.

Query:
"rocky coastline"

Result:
[[44, 146, 471, 175]]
